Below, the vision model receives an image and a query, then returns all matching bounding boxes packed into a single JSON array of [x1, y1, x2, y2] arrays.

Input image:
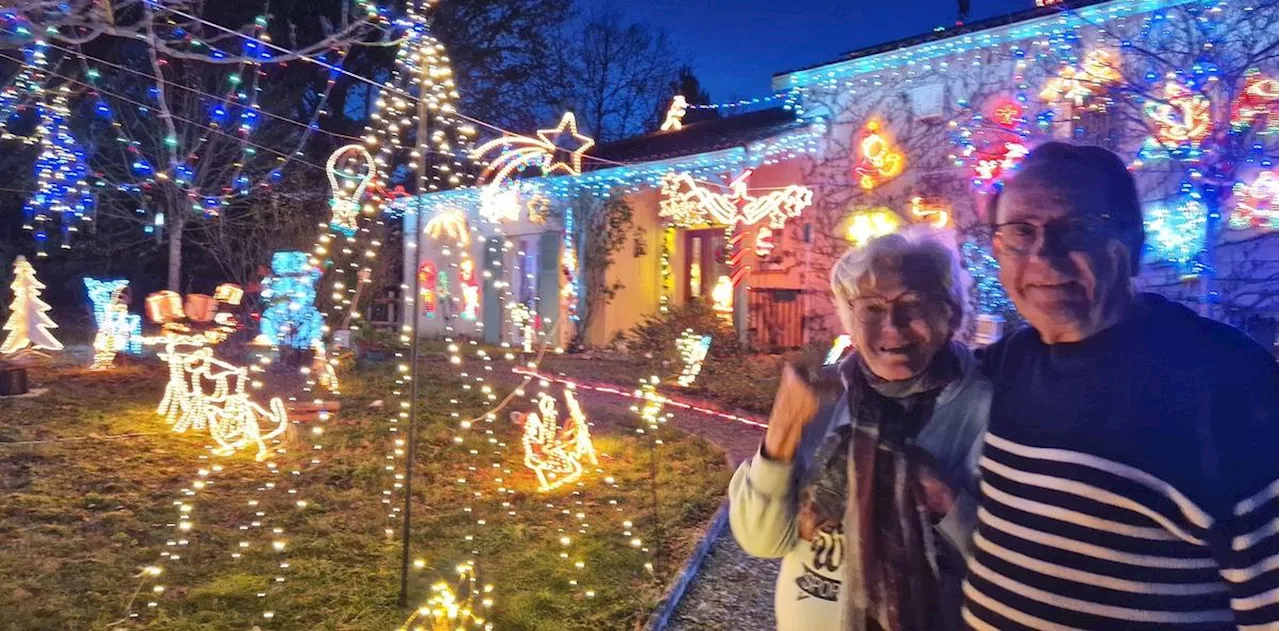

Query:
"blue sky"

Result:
[[591, 0, 1035, 100]]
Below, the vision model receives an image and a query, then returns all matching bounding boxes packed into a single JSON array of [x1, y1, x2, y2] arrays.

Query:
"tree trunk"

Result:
[[168, 211, 184, 291]]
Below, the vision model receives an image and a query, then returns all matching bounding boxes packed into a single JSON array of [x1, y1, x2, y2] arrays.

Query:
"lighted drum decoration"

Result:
[[325, 144, 377, 236]]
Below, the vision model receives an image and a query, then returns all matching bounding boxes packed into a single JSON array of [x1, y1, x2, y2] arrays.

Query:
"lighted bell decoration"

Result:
[[184, 294, 217, 323], [146, 290, 185, 324]]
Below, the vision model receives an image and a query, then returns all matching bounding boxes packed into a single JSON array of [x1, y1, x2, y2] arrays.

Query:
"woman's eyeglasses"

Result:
[[849, 292, 938, 325], [992, 214, 1115, 256]]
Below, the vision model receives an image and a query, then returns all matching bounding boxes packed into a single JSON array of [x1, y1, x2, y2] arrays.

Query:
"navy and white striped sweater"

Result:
[[964, 294, 1279, 630]]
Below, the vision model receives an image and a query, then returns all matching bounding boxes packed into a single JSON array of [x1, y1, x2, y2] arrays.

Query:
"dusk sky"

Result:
[[593, 0, 1036, 101]]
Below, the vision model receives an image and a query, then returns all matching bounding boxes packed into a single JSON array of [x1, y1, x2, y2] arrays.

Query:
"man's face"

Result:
[[993, 175, 1129, 343]]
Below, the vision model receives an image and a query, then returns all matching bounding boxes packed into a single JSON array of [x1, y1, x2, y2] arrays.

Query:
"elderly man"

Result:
[[963, 142, 1279, 630]]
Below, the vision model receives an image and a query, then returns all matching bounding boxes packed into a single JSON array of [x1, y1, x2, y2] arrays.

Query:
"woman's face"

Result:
[[847, 274, 951, 381]]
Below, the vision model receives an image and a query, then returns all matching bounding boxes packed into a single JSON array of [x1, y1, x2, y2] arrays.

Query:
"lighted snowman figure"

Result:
[[254, 251, 324, 349]]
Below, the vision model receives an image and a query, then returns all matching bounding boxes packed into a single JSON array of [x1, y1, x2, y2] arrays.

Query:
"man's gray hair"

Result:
[[830, 226, 969, 338]]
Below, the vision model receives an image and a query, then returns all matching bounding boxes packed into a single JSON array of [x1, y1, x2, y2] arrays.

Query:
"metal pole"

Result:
[[397, 62, 431, 609]]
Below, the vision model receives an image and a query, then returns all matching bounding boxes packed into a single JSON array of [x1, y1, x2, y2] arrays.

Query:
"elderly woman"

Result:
[[728, 229, 990, 631]]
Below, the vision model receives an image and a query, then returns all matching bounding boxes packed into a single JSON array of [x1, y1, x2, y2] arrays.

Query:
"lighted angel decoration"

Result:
[[511, 389, 597, 492]]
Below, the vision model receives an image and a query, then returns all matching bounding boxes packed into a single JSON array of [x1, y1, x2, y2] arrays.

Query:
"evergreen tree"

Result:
[[1, 256, 63, 354]]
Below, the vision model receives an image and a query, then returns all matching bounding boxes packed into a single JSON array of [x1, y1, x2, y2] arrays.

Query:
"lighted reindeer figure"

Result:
[[156, 340, 288, 461], [512, 388, 597, 492]]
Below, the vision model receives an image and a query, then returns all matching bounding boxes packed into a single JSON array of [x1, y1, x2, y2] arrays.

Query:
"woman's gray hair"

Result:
[[830, 226, 970, 338]]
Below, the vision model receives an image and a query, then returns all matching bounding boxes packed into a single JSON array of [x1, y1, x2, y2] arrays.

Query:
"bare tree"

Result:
[[553, 8, 683, 142], [1, 0, 386, 289]]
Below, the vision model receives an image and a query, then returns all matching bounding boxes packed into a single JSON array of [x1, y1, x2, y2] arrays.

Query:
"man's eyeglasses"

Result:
[[849, 292, 939, 325], [992, 214, 1116, 257]]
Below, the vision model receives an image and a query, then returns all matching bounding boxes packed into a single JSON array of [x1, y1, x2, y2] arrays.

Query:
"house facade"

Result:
[[403, 0, 1278, 350]]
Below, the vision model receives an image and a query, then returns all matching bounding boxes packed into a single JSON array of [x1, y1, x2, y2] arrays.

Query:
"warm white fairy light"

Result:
[[0, 255, 62, 354], [153, 337, 288, 462], [398, 562, 494, 631], [512, 388, 596, 492]]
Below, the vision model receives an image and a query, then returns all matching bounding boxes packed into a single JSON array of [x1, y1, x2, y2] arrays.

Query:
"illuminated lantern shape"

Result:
[[853, 120, 905, 190], [256, 251, 324, 349], [0, 256, 63, 354], [418, 260, 438, 316], [1230, 171, 1279, 231], [844, 207, 903, 247]]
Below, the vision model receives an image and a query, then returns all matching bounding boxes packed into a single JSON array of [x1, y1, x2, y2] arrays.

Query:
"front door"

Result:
[[682, 228, 726, 304]]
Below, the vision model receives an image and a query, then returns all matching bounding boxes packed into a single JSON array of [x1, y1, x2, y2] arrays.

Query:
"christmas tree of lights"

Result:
[[0, 256, 63, 354]]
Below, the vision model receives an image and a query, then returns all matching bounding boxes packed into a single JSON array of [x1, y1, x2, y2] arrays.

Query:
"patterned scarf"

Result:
[[796, 343, 961, 631]]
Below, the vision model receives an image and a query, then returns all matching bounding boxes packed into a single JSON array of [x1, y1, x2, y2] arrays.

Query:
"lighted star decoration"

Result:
[[659, 170, 813, 229], [1040, 49, 1121, 109], [853, 120, 905, 190], [1231, 70, 1279, 135], [910, 196, 951, 229], [512, 389, 598, 492], [661, 95, 688, 132], [1230, 171, 1279, 231], [425, 208, 471, 245], [843, 207, 902, 247], [1146, 81, 1212, 150], [472, 111, 595, 190], [325, 144, 377, 236], [675, 330, 711, 387]]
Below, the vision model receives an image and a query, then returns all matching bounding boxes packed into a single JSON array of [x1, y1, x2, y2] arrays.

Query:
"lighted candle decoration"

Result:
[[853, 120, 905, 190], [675, 330, 712, 388], [85, 278, 141, 370]]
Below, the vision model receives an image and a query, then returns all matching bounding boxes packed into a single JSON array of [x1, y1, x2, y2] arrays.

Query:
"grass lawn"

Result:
[[0, 352, 730, 630]]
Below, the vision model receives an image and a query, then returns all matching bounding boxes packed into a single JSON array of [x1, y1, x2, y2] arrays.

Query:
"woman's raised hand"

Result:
[[763, 365, 821, 463]]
